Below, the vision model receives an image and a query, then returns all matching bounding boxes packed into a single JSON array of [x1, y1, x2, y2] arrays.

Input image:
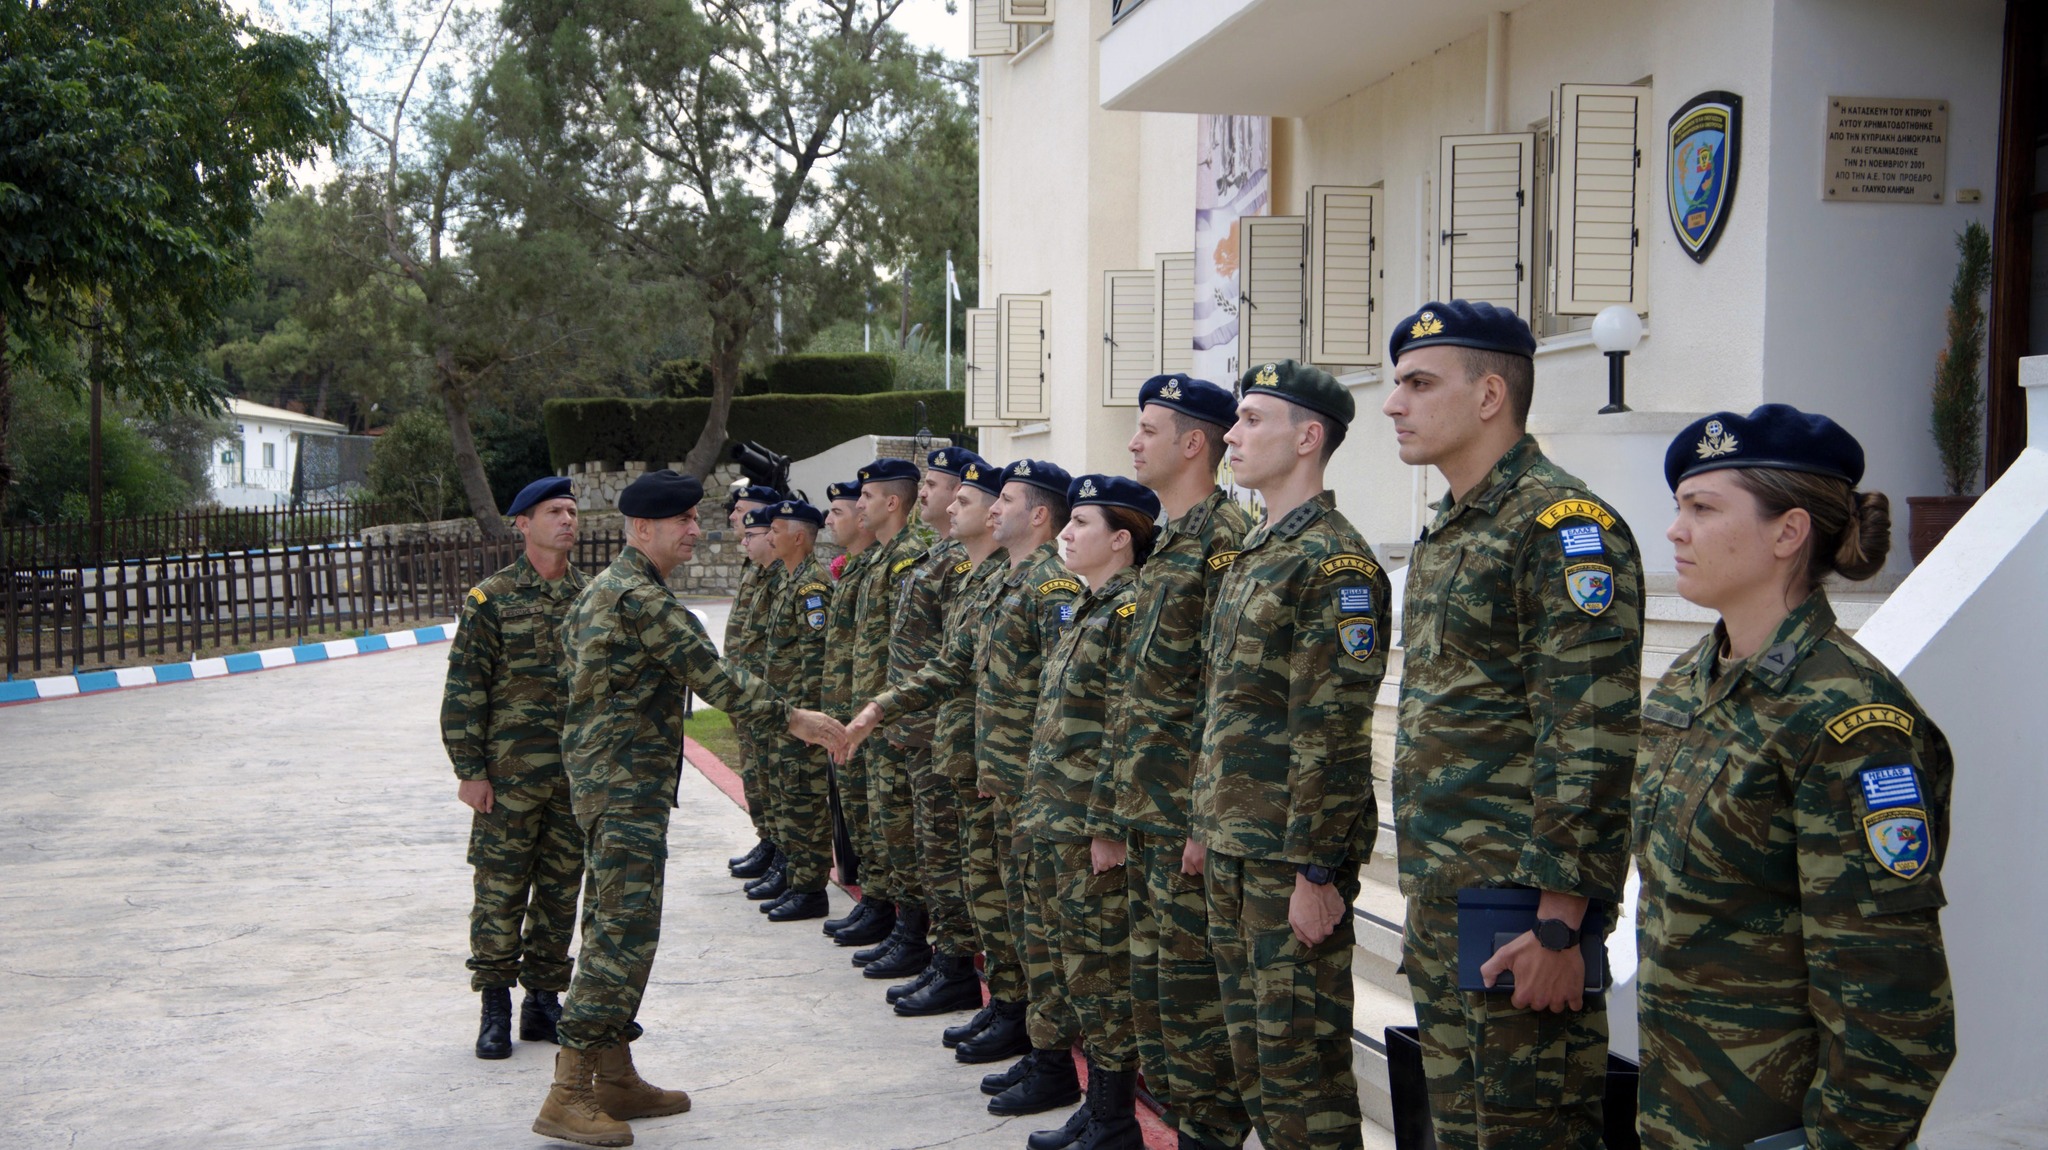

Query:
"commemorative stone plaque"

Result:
[[1824, 97, 1947, 204]]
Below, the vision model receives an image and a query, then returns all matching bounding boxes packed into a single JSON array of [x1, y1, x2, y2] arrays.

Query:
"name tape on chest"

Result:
[[1337, 586, 1374, 614], [1858, 764, 1932, 880], [1319, 554, 1381, 579], [1208, 550, 1241, 571], [1536, 499, 1617, 529], [1826, 704, 1914, 743], [1558, 523, 1605, 557], [1039, 577, 1082, 597]]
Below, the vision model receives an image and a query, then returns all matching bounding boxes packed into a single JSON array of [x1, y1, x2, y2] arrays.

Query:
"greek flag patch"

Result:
[[1858, 765, 1923, 812], [1558, 524, 1604, 557], [1058, 604, 1073, 624], [1338, 587, 1373, 614]]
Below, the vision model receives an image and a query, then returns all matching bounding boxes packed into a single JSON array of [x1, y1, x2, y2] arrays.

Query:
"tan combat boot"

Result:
[[532, 1046, 634, 1147], [591, 1041, 692, 1120]]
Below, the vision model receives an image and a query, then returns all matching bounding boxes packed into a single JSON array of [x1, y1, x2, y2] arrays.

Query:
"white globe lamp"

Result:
[[1591, 305, 1644, 413]]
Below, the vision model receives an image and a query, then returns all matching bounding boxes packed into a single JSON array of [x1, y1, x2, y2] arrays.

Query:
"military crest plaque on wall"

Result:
[[1667, 91, 1742, 263]]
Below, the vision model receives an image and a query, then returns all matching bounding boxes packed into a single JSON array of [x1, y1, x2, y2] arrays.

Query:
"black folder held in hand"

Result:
[[1455, 887, 1610, 995]]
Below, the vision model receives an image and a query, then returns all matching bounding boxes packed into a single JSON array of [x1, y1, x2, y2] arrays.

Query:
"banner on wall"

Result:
[[1192, 115, 1271, 384]]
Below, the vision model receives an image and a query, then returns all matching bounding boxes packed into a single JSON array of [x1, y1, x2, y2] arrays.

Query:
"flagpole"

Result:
[[944, 249, 955, 391]]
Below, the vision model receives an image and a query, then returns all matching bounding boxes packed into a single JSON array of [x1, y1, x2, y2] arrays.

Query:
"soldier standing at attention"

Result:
[[820, 478, 878, 935], [1020, 474, 1158, 1150], [1381, 300, 1643, 1149], [1110, 374, 1255, 1150], [1636, 406, 1954, 1149], [736, 512, 796, 904], [724, 484, 784, 882], [533, 469, 842, 1148], [844, 458, 933, 977], [443, 476, 589, 1061], [748, 499, 838, 923], [1195, 360, 1389, 1150]]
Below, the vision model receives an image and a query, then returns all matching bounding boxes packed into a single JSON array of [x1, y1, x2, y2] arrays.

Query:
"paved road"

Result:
[[0, 638, 1051, 1150]]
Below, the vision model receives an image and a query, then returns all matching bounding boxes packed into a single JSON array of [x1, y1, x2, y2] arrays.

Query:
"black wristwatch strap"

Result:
[[1297, 863, 1335, 885], [1533, 917, 1581, 951]]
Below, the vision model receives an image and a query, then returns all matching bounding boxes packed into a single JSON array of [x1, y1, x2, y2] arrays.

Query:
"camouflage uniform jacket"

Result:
[[759, 555, 831, 746], [1107, 489, 1255, 837], [875, 548, 1009, 782], [1634, 590, 1954, 1149], [885, 536, 972, 750], [561, 546, 788, 824], [441, 554, 588, 787], [974, 541, 1081, 798], [822, 545, 879, 716], [726, 560, 766, 659], [1192, 491, 1388, 867], [852, 524, 927, 707], [1394, 435, 1644, 902], [1020, 567, 1138, 843]]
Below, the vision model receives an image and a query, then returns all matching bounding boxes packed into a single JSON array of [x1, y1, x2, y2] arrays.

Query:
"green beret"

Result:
[[1236, 358, 1353, 427]]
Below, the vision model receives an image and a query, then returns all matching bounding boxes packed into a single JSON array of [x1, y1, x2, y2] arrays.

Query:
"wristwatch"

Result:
[[1296, 863, 1336, 886], [1533, 917, 1581, 951]]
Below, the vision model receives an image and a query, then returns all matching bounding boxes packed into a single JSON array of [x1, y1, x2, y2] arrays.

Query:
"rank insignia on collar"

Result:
[[1696, 419, 1739, 460], [1340, 618, 1377, 661], [1161, 378, 1183, 400], [1079, 478, 1098, 499], [1116, 602, 1137, 619], [1410, 311, 1443, 338], [1565, 563, 1615, 616]]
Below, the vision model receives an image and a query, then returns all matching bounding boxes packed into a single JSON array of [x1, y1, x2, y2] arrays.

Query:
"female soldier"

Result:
[[1635, 404, 1956, 1149], [1019, 475, 1160, 1150]]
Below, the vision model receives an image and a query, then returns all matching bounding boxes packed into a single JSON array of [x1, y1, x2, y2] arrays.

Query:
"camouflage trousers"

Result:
[[839, 746, 873, 892], [732, 723, 774, 844], [466, 777, 585, 992], [1018, 830, 1081, 1053], [962, 785, 1025, 1002], [1129, 830, 1248, 1147], [558, 806, 670, 1051], [767, 739, 835, 893], [866, 740, 921, 908], [1207, 851, 1362, 1150], [1041, 837, 1138, 1071], [1401, 897, 1606, 1150], [911, 747, 973, 954]]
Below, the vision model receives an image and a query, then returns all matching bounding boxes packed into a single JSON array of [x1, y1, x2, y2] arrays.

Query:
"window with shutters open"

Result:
[[1236, 215, 1306, 369], [1102, 269, 1156, 406], [1156, 252, 1194, 375], [970, 0, 1019, 56], [1549, 83, 1649, 316], [1307, 185, 1382, 368], [998, 294, 1051, 422], [965, 307, 1006, 428], [1436, 133, 1535, 320], [1000, 0, 1053, 23]]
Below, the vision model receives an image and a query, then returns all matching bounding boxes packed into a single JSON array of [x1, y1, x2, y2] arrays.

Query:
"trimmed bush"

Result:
[[757, 354, 895, 396], [544, 389, 968, 470]]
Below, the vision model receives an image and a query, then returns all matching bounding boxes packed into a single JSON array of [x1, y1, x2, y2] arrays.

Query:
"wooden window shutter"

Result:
[[1552, 83, 1649, 315], [1156, 251, 1195, 375], [1001, 0, 1054, 24], [1436, 133, 1535, 318], [1102, 269, 1157, 406], [965, 307, 1005, 427], [1236, 215, 1306, 369], [1307, 185, 1382, 367], [971, 0, 1020, 56], [998, 293, 1051, 422]]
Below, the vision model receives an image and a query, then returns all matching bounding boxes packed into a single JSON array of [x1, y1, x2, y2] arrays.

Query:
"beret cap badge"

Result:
[[1254, 364, 1279, 388], [1078, 478, 1098, 499], [1159, 378, 1183, 400], [1410, 311, 1445, 338], [1696, 420, 1740, 460], [1015, 459, 1033, 476], [964, 464, 980, 480], [933, 452, 946, 466]]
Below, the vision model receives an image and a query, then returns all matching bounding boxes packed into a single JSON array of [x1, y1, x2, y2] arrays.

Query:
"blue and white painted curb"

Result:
[[0, 623, 455, 706]]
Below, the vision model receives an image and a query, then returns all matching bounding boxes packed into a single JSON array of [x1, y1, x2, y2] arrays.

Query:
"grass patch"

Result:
[[684, 706, 741, 768]]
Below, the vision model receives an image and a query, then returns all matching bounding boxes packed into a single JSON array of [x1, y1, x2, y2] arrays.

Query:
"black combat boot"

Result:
[[518, 988, 562, 1043], [956, 997, 1030, 1064], [728, 838, 771, 874], [863, 907, 932, 979], [1070, 1064, 1141, 1150], [731, 842, 779, 880], [980, 1047, 1039, 1095], [1027, 1060, 1092, 1150], [851, 912, 909, 966], [823, 898, 872, 936], [894, 952, 983, 1017], [834, 899, 895, 946], [943, 1001, 998, 1048], [744, 860, 788, 901], [475, 987, 512, 1059], [759, 888, 799, 914], [767, 888, 829, 922], [988, 1045, 1081, 1116], [885, 961, 938, 1005]]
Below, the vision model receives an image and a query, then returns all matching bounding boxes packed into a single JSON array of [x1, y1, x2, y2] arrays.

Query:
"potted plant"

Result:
[[1908, 221, 1991, 562]]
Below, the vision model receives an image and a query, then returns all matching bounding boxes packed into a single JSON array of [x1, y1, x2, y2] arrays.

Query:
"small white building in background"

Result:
[[206, 398, 347, 509]]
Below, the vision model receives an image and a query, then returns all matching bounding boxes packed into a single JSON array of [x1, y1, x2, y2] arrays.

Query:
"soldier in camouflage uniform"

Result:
[[1381, 302, 1643, 1150], [1020, 474, 1159, 1150], [1109, 375, 1255, 1150], [1636, 406, 1953, 1149], [442, 476, 588, 1061], [746, 499, 837, 923], [735, 514, 796, 901], [534, 469, 842, 1148], [819, 479, 877, 932], [723, 485, 783, 880], [1194, 361, 1389, 1150], [882, 449, 986, 1016]]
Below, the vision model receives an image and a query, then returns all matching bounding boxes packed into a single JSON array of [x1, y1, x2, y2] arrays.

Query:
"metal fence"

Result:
[[4, 531, 628, 678], [1, 501, 403, 566]]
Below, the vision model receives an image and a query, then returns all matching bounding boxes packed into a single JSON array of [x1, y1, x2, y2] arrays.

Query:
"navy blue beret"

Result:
[[726, 484, 782, 510], [826, 480, 863, 503], [1389, 299, 1536, 363], [959, 458, 1004, 496], [1665, 404, 1866, 491], [1001, 458, 1072, 499], [742, 506, 773, 529], [1237, 359, 1354, 426], [766, 499, 826, 528], [505, 475, 574, 518], [1138, 374, 1237, 428], [618, 469, 704, 518], [1067, 474, 1161, 520], [858, 458, 921, 484], [927, 448, 986, 478]]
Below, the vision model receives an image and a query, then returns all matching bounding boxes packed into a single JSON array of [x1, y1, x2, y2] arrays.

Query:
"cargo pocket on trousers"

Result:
[[599, 826, 668, 919], [1251, 925, 1351, 1056], [1472, 999, 1591, 1110]]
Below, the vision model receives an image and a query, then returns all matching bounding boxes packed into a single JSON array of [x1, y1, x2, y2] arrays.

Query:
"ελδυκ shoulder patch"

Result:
[[468, 587, 487, 604], [1536, 499, 1617, 529], [1208, 550, 1240, 571], [1319, 554, 1381, 579], [1826, 704, 1914, 743], [1039, 577, 1082, 597]]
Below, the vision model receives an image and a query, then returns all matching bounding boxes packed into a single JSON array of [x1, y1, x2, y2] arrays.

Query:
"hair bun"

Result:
[[1833, 490, 1891, 582]]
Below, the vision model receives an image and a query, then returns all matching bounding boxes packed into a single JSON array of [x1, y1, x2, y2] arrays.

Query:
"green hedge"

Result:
[[544, 389, 968, 470], [647, 354, 894, 398]]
